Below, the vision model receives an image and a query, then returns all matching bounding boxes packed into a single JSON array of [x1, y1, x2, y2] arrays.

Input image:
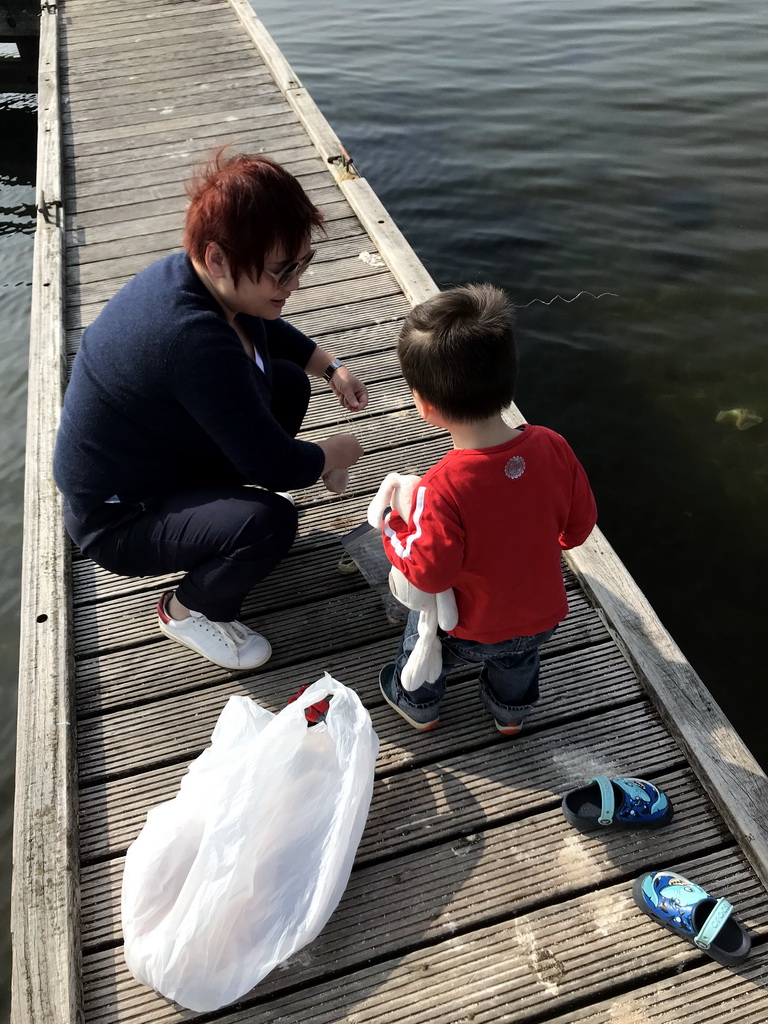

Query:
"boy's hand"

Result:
[[330, 367, 369, 412]]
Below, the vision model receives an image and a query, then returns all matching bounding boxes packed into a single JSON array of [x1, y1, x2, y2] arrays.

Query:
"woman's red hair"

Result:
[[183, 150, 324, 285]]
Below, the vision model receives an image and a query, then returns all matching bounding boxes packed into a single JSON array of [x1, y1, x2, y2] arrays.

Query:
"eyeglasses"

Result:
[[265, 248, 316, 289]]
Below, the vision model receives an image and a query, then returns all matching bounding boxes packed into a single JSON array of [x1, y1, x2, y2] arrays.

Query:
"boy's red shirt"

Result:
[[382, 424, 597, 643]]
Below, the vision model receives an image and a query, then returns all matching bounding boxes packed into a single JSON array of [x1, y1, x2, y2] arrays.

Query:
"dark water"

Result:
[[1, 0, 767, 1014], [251, 0, 768, 764]]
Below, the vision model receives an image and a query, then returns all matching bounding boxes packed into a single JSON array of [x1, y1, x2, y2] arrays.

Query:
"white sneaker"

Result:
[[157, 593, 272, 670]]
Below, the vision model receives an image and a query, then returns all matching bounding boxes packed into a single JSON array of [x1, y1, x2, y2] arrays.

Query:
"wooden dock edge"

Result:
[[11, 5, 82, 1024], [565, 531, 768, 892], [229, 0, 768, 895]]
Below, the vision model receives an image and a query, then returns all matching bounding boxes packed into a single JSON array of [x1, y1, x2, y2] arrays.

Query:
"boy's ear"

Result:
[[411, 389, 431, 421]]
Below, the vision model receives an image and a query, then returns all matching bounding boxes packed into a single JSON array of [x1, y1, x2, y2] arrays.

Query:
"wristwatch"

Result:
[[323, 358, 343, 382]]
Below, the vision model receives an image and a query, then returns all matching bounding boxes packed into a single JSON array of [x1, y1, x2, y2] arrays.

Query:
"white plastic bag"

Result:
[[121, 673, 378, 1012]]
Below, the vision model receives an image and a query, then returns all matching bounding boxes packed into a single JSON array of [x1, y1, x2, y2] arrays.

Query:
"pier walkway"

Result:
[[14, 1, 768, 1022]]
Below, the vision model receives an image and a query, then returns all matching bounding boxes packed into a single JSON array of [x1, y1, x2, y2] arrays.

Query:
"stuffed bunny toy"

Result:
[[367, 473, 458, 692]]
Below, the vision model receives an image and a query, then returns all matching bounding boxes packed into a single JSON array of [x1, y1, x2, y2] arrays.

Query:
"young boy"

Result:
[[376, 284, 597, 734]]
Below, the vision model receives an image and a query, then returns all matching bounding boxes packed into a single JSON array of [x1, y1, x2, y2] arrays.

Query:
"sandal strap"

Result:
[[694, 897, 733, 950], [591, 776, 616, 825]]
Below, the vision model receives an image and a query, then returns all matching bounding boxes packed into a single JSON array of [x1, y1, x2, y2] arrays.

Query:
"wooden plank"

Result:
[[552, 945, 768, 1023], [64, 142, 323, 198], [82, 848, 767, 1024], [78, 633, 629, 785], [63, 149, 325, 202], [63, 103, 297, 156], [68, 247, 388, 327], [65, 116, 321, 186], [63, 86, 285, 140], [62, 64, 275, 113], [68, 178, 340, 235], [74, 578, 601, 711], [62, 74, 280, 129], [285, 292, 413, 340], [63, 123, 309, 176], [77, 701, 680, 863], [70, 254, 394, 334], [60, 2, 230, 40], [63, 93, 289, 145], [62, 23, 239, 63], [67, 287, 411, 357], [60, 45, 259, 92], [66, 165, 329, 218], [69, 264, 399, 334], [566, 529, 768, 891], [65, 221, 366, 290], [64, 132, 320, 184], [79, 766, 726, 957], [63, 213, 363, 274], [10, 9, 82, 1024]]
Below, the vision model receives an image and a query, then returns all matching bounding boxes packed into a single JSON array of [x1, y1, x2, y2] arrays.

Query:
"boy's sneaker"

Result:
[[379, 663, 439, 731], [494, 719, 522, 737], [157, 592, 272, 670]]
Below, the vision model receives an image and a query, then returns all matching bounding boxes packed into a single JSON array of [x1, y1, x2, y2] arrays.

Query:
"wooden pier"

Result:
[[14, 1, 768, 1022]]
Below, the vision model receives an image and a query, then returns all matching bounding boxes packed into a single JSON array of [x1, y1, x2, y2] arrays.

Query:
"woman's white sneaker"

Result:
[[157, 593, 272, 670]]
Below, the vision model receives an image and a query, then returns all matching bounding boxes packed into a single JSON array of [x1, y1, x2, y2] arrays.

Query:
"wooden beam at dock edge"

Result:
[[11, 5, 83, 1024]]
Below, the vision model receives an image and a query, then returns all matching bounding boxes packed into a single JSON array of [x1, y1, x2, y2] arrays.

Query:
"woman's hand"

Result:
[[322, 468, 349, 494], [329, 367, 369, 412], [317, 433, 364, 472]]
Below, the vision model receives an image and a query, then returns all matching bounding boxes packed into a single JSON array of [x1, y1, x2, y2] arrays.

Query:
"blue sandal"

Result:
[[561, 776, 673, 832], [632, 870, 752, 966]]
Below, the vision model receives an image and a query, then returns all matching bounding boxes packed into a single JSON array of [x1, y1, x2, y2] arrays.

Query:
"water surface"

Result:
[[253, 0, 768, 765]]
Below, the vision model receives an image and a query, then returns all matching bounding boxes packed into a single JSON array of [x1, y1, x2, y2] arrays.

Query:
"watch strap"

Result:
[[323, 358, 343, 382]]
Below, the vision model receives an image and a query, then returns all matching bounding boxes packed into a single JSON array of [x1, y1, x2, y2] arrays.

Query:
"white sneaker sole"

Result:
[[158, 619, 272, 671]]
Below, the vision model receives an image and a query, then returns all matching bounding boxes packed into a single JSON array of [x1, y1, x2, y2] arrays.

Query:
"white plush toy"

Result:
[[367, 473, 458, 692]]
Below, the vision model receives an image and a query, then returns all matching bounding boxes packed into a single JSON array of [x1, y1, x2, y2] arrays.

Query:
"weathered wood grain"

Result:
[[63, 65, 275, 114], [65, 250, 387, 341], [78, 701, 680, 865], [66, 228, 370, 296], [77, 613, 621, 786], [64, 213, 363, 271], [81, 847, 765, 1024], [79, 767, 726, 955], [11, 10, 82, 1024], [64, 149, 324, 202], [566, 529, 768, 891], [553, 945, 768, 1024], [34, 3, 768, 1024]]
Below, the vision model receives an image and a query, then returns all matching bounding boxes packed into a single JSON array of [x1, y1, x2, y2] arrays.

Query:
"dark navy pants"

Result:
[[64, 359, 309, 622]]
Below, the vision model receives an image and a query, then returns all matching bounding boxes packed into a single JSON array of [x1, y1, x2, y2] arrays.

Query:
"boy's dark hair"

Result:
[[397, 284, 517, 422]]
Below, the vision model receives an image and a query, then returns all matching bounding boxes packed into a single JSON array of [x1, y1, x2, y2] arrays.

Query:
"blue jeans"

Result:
[[393, 610, 556, 726]]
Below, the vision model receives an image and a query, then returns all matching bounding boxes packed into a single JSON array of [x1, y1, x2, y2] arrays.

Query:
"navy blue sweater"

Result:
[[54, 253, 325, 520]]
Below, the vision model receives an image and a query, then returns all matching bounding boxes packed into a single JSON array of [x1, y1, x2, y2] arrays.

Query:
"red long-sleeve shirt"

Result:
[[382, 425, 597, 642]]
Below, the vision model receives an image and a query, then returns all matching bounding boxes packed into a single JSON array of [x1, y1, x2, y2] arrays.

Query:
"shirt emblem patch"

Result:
[[504, 455, 526, 479]]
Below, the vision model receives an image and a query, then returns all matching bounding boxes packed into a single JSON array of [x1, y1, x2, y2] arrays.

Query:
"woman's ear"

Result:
[[204, 242, 230, 280]]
